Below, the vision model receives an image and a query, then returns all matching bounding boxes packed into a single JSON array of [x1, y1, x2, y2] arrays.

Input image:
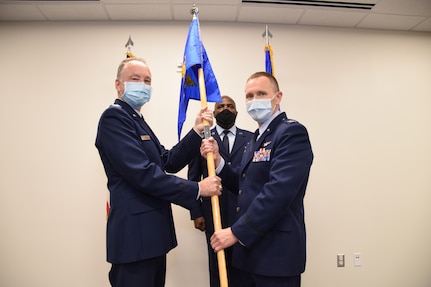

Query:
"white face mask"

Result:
[[246, 94, 277, 123], [122, 81, 152, 109]]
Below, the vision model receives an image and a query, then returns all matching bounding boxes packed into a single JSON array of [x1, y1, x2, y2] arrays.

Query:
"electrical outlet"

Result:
[[354, 252, 362, 267], [337, 254, 345, 267]]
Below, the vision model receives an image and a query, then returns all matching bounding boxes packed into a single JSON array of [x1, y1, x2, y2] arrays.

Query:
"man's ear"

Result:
[[115, 79, 122, 92], [276, 91, 283, 103]]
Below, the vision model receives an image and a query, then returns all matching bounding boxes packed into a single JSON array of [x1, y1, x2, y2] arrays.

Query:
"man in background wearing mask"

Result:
[[201, 72, 314, 287], [187, 95, 253, 287], [95, 57, 222, 287]]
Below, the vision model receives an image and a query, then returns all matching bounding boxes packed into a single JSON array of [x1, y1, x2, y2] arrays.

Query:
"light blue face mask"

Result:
[[122, 82, 152, 109], [246, 95, 277, 123]]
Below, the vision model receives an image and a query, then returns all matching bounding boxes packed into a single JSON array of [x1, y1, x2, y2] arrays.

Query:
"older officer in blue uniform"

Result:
[[202, 72, 313, 287], [188, 95, 253, 287], [95, 57, 222, 287]]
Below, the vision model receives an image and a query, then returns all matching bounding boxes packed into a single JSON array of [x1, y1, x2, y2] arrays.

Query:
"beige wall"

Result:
[[0, 21, 430, 287]]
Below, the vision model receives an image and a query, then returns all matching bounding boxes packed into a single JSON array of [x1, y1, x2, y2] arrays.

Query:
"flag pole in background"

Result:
[[178, 5, 228, 287], [262, 25, 274, 75], [125, 35, 135, 58]]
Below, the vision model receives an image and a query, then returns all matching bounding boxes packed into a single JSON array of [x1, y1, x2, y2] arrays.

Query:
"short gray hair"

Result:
[[116, 57, 147, 80]]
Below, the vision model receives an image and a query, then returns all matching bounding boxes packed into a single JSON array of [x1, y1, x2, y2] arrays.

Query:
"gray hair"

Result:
[[116, 57, 147, 80]]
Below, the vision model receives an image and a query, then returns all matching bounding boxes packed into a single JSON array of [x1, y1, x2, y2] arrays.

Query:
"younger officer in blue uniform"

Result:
[[202, 72, 313, 287]]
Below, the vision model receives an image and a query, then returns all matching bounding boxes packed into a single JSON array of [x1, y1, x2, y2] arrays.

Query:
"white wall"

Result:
[[0, 21, 430, 287]]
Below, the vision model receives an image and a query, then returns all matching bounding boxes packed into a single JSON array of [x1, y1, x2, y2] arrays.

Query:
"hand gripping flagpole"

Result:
[[191, 5, 229, 287]]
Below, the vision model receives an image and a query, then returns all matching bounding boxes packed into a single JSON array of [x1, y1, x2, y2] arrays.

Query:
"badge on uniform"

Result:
[[141, 135, 151, 141], [252, 148, 271, 162]]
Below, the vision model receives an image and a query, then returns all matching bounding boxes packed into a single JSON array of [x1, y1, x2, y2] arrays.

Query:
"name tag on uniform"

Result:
[[141, 135, 151, 141], [252, 148, 271, 162]]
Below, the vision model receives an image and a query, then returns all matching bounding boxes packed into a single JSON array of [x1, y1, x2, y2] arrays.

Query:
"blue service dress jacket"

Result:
[[219, 112, 314, 277], [188, 127, 253, 272], [95, 99, 202, 264]]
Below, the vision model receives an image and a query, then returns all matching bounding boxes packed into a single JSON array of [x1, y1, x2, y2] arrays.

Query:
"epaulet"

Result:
[[285, 118, 297, 124], [110, 104, 121, 108]]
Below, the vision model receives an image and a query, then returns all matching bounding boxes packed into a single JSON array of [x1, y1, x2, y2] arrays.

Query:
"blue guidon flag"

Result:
[[178, 12, 221, 140]]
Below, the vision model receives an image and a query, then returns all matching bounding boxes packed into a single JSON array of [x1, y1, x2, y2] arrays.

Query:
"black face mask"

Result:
[[215, 109, 237, 129]]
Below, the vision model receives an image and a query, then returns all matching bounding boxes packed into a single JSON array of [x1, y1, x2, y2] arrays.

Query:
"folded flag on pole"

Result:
[[178, 13, 221, 140], [265, 44, 274, 75], [262, 25, 274, 75]]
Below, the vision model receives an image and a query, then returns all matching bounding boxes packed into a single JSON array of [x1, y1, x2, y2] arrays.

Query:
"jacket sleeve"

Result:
[[187, 154, 205, 219], [96, 107, 200, 210], [163, 129, 203, 173]]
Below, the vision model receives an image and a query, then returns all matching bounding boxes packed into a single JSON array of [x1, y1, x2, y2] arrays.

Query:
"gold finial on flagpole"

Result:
[[125, 35, 135, 58]]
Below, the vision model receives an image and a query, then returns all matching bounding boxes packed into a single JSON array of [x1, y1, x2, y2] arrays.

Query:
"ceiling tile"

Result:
[[173, 4, 238, 22], [357, 13, 427, 30], [37, 4, 109, 21], [238, 5, 304, 24], [172, 0, 241, 4], [411, 17, 431, 32], [372, 0, 431, 17], [0, 4, 46, 21], [105, 4, 172, 21], [299, 9, 367, 28], [102, 0, 170, 3]]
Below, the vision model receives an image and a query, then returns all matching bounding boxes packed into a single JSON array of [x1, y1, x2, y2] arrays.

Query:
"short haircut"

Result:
[[246, 71, 280, 92], [116, 57, 147, 80]]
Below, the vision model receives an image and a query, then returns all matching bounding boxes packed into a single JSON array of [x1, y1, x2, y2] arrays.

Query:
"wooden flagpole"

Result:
[[197, 67, 228, 287], [190, 5, 227, 285]]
